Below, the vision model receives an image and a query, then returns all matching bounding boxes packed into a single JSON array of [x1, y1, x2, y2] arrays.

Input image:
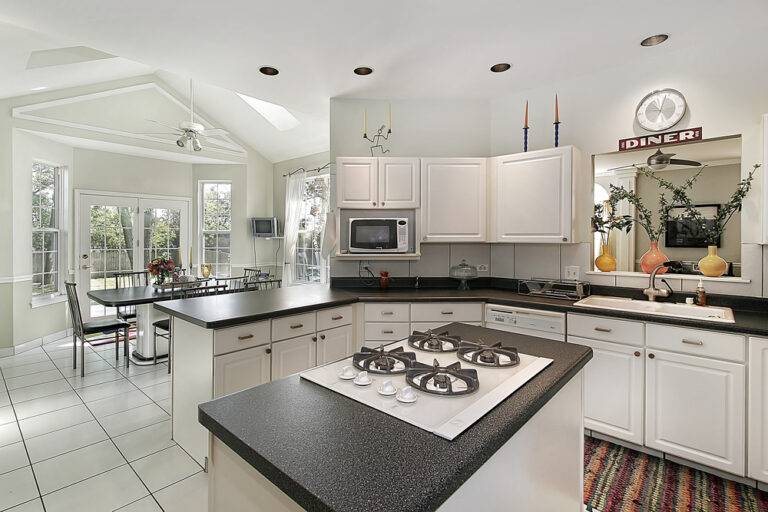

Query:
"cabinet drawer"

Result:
[[411, 302, 482, 322], [646, 324, 745, 362], [272, 312, 316, 342], [214, 320, 270, 356], [317, 305, 354, 331], [364, 303, 410, 322], [365, 322, 410, 342], [567, 313, 644, 346]]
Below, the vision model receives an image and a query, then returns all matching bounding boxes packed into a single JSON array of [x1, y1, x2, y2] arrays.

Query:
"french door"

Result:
[[76, 191, 190, 322]]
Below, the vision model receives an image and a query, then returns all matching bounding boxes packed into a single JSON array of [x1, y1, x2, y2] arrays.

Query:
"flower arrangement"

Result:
[[147, 255, 175, 283], [591, 200, 633, 245]]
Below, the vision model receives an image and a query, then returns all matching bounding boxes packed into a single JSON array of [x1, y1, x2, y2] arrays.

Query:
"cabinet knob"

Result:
[[312, 336, 317, 342], [320, 334, 326, 340], [634, 351, 641, 357], [648, 353, 655, 359], [373, 201, 377, 206], [265, 348, 272, 354], [562, 237, 568, 242]]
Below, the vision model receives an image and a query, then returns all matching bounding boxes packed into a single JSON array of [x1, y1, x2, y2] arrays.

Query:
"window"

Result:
[[32, 163, 60, 297], [294, 174, 330, 284], [200, 182, 232, 277]]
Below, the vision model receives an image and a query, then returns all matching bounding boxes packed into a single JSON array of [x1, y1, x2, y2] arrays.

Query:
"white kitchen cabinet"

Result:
[[421, 158, 487, 242], [571, 336, 644, 445], [748, 337, 768, 484], [317, 324, 355, 365], [490, 146, 585, 243], [214, 345, 271, 398], [645, 348, 745, 475], [336, 157, 419, 209], [271, 334, 318, 380]]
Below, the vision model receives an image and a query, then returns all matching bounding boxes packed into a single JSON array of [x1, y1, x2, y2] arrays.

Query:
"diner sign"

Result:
[[619, 127, 702, 151]]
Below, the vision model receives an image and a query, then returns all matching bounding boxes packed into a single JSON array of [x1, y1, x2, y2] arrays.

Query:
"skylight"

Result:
[[236, 93, 300, 131]]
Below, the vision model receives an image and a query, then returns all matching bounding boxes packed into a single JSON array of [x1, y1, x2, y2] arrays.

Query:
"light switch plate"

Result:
[[565, 266, 580, 280], [477, 264, 489, 272]]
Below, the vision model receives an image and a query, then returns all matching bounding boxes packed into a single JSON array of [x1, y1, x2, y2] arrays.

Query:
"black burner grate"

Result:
[[352, 346, 417, 375], [407, 329, 462, 352], [405, 359, 479, 396], [457, 340, 520, 368]]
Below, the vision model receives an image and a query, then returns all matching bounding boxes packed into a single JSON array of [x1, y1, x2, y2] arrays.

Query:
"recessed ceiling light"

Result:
[[640, 34, 669, 47], [259, 66, 279, 76], [354, 67, 373, 76], [490, 63, 512, 73], [236, 92, 300, 131], [30, 86, 48, 91]]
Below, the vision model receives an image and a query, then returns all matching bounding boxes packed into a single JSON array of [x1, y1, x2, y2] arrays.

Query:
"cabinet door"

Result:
[[337, 157, 378, 208], [493, 147, 572, 243], [378, 157, 420, 208], [213, 346, 271, 398], [571, 336, 644, 444], [421, 158, 487, 242], [645, 349, 745, 475], [271, 334, 318, 380], [317, 325, 355, 365], [749, 337, 768, 483]]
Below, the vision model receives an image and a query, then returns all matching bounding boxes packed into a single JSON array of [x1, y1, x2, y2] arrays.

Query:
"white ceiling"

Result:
[[1, 1, 767, 162]]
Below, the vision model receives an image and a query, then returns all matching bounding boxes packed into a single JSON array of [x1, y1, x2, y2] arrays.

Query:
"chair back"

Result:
[[214, 276, 249, 293], [243, 268, 261, 282], [64, 282, 85, 337], [181, 283, 228, 298], [114, 270, 150, 289]]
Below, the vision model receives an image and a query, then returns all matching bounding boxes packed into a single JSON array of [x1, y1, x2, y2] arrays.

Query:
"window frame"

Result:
[[31, 161, 66, 304], [198, 180, 233, 278], [293, 173, 330, 285]]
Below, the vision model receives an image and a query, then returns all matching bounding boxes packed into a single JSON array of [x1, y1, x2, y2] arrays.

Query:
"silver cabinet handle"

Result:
[[441, 311, 454, 315], [382, 330, 394, 334], [682, 338, 703, 346], [331, 315, 343, 320], [237, 334, 254, 341], [381, 311, 394, 316], [594, 327, 612, 333], [290, 324, 303, 329]]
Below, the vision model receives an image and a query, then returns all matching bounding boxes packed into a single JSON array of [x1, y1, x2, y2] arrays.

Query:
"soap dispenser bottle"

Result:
[[695, 279, 707, 306]]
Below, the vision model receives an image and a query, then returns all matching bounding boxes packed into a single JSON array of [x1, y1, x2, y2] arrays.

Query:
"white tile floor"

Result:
[[0, 336, 207, 512]]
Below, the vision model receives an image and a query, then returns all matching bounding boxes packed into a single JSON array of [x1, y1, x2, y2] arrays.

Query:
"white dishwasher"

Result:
[[484, 304, 566, 342]]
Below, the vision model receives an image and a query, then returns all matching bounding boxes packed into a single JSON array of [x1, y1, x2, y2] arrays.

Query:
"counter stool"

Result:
[[153, 318, 171, 374], [65, 282, 131, 377]]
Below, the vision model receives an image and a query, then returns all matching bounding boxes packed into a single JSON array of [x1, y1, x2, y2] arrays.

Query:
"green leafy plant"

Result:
[[608, 165, 703, 242], [668, 164, 759, 245], [591, 200, 632, 246]]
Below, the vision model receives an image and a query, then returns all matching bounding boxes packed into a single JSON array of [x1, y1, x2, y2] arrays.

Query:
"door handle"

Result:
[[682, 338, 703, 346], [81, 265, 91, 270], [237, 334, 254, 341], [331, 315, 343, 321], [382, 330, 394, 334], [381, 311, 394, 316], [441, 311, 454, 315], [594, 327, 612, 333], [290, 324, 303, 329]]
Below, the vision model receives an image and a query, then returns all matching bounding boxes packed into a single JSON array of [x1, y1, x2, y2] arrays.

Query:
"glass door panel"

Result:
[[139, 198, 189, 279]]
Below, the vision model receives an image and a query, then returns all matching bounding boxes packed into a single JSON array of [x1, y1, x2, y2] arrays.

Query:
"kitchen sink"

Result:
[[574, 295, 735, 323]]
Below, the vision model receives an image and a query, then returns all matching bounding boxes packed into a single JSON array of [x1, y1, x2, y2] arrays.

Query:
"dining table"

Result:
[[87, 286, 179, 365]]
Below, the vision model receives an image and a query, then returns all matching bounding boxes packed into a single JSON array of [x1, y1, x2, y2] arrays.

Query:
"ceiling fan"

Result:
[[603, 149, 703, 173], [144, 79, 228, 152]]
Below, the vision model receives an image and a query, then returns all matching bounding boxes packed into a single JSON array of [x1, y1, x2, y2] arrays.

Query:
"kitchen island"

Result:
[[197, 323, 592, 512]]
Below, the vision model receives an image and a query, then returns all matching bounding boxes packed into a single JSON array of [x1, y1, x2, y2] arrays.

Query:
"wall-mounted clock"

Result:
[[635, 88, 687, 132]]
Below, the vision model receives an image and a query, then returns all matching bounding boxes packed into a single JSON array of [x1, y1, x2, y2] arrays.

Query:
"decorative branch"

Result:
[[591, 200, 632, 246]]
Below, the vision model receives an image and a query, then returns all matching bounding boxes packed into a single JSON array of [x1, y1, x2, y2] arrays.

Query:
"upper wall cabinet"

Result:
[[489, 146, 588, 244], [336, 157, 420, 209], [421, 158, 487, 242]]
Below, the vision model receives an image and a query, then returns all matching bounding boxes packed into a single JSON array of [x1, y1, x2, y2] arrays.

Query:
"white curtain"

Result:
[[319, 210, 337, 284], [283, 170, 306, 286]]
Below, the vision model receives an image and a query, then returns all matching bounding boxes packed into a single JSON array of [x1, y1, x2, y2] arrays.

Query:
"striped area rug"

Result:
[[584, 437, 768, 512]]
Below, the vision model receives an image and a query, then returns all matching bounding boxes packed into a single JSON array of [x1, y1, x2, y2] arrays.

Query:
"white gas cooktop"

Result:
[[300, 339, 552, 440]]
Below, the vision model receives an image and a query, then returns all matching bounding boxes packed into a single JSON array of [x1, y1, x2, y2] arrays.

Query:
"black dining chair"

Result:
[[65, 282, 131, 377], [113, 270, 150, 323], [214, 276, 250, 293]]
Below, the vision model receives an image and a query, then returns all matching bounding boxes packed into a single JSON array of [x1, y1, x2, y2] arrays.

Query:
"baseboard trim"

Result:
[[43, 329, 70, 344], [0, 328, 72, 358]]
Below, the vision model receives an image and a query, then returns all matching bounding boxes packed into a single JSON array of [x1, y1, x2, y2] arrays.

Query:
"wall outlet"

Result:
[[477, 264, 489, 272], [565, 266, 580, 280]]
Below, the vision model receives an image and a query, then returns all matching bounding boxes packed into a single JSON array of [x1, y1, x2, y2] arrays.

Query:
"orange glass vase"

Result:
[[640, 241, 669, 274]]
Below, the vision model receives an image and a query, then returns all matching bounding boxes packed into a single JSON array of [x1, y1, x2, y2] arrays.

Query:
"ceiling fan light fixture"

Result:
[[176, 136, 186, 148], [490, 63, 511, 73], [640, 34, 669, 47], [191, 137, 202, 152], [353, 66, 373, 76], [259, 66, 279, 76]]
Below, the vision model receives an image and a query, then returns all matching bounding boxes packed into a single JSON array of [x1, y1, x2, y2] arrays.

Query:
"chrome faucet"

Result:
[[643, 262, 675, 301]]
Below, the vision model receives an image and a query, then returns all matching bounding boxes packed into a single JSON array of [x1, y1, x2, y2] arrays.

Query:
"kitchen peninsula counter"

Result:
[[198, 323, 593, 512]]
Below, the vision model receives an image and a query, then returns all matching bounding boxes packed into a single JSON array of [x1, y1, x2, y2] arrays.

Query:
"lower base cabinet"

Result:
[[748, 337, 768, 484], [272, 334, 318, 380], [214, 345, 271, 398], [317, 325, 354, 365], [572, 336, 644, 445], [645, 349, 745, 475]]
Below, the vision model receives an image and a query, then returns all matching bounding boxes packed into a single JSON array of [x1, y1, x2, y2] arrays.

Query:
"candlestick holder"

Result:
[[523, 126, 529, 152], [363, 125, 392, 156], [553, 121, 561, 148]]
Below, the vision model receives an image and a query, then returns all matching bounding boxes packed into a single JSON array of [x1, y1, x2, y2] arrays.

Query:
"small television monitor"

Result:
[[251, 217, 278, 238], [665, 204, 720, 248]]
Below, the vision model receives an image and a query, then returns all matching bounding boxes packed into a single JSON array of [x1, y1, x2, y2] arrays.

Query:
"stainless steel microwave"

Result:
[[348, 218, 409, 253]]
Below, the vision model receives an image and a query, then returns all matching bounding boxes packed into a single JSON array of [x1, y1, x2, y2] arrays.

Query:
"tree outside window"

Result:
[[32, 163, 60, 296], [201, 182, 232, 277]]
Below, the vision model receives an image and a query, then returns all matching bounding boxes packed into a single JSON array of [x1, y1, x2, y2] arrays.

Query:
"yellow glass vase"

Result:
[[698, 246, 727, 277], [595, 244, 616, 272]]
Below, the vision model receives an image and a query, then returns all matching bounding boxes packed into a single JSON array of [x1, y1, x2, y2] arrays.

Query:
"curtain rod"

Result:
[[283, 162, 331, 177]]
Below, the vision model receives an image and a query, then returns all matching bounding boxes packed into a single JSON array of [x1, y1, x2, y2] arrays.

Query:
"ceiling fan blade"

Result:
[[600, 163, 645, 173], [136, 132, 180, 136], [668, 158, 702, 167], [146, 119, 182, 132], [199, 128, 228, 137]]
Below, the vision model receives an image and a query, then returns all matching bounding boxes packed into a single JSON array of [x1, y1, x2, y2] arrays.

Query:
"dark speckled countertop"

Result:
[[156, 284, 768, 336], [198, 323, 593, 512]]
